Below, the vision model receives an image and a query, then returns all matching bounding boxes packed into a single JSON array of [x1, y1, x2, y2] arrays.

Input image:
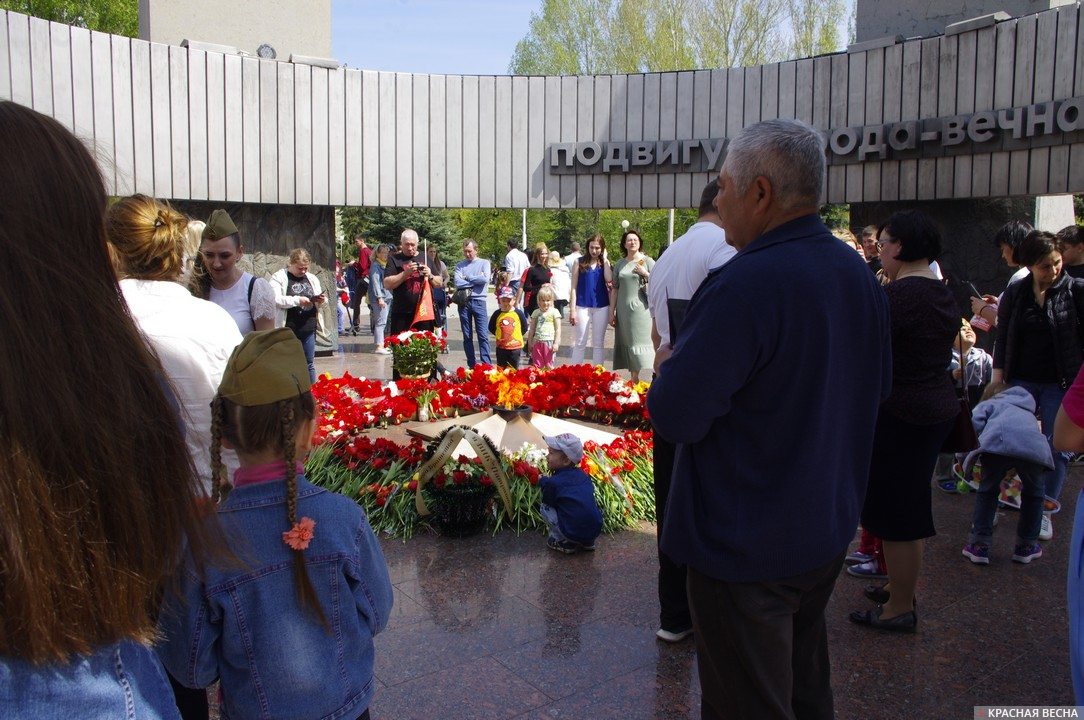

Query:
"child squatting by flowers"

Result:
[[539, 432, 603, 554]]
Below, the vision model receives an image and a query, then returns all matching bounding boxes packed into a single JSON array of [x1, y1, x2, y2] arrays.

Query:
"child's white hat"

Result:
[[544, 433, 584, 464]]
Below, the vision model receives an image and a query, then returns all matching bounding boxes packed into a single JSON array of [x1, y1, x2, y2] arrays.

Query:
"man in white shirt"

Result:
[[503, 238, 530, 301], [649, 182, 736, 354], [645, 181, 735, 645], [564, 241, 582, 275]]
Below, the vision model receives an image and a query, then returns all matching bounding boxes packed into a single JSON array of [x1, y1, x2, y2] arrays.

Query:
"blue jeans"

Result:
[[371, 301, 389, 348], [969, 452, 1045, 546], [1012, 380, 1069, 502], [540, 503, 571, 543], [299, 331, 316, 384], [458, 297, 491, 367]]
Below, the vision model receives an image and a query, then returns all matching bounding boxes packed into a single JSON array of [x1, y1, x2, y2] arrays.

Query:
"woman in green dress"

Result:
[[610, 229, 655, 383]]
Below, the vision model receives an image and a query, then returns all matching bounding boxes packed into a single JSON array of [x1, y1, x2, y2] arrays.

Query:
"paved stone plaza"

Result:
[[307, 301, 1078, 719]]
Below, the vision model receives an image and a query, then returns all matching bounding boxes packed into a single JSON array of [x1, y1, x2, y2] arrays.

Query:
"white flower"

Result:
[[587, 395, 597, 406]]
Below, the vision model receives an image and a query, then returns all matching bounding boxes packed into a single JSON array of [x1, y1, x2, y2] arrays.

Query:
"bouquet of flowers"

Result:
[[385, 330, 444, 378]]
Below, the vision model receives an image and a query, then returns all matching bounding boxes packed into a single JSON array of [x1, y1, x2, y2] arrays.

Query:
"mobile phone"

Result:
[[963, 281, 982, 299]]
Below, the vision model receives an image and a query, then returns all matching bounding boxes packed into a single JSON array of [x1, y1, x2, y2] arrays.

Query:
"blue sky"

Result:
[[332, 0, 538, 75]]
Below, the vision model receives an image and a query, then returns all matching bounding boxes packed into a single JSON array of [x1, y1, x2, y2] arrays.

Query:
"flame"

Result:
[[489, 369, 527, 409]]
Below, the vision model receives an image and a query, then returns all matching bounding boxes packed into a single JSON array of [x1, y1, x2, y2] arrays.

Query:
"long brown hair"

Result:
[[210, 393, 328, 629], [0, 101, 218, 664], [579, 234, 607, 271], [106, 194, 189, 280]]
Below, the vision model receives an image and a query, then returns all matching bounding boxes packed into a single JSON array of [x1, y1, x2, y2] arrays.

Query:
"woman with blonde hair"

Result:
[[271, 248, 326, 383], [106, 194, 243, 499], [516, 242, 553, 316], [0, 100, 223, 717]]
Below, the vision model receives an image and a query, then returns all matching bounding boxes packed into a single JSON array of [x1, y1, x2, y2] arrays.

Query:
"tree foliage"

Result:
[[339, 207, 462, 263], [789, 0, 847, 59], [510, 0, 851, 75], [1, 0, 137, 36]]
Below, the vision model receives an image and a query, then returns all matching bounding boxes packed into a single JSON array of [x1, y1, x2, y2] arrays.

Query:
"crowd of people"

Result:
[[6, 95, 1084, 720]]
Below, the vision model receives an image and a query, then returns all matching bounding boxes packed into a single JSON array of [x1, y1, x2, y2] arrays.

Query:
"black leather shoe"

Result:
[[848, 606, 917, 633], [864, 584, 890, 604]]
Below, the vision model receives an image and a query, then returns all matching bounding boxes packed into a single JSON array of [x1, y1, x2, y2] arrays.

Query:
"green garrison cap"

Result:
[[202, 209, 239, 242], [218, 329, 311, 406]]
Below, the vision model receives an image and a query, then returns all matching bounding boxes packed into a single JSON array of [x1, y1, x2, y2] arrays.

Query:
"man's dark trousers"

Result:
[[688, 552, 845, 720], [653, 429, 691, 633]]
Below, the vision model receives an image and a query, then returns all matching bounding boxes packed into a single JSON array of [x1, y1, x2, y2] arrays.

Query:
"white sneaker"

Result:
[[373, 347, 391, 355], [1039, 514, 1053, 541], [656, 627, 693, 643]]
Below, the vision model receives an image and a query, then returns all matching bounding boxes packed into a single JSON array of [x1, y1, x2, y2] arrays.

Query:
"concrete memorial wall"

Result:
[[1, 5, 1082, 210]]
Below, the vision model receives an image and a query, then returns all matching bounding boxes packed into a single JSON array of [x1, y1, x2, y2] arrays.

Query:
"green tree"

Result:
[[789, 0, 847, 58], [693, 0, 788, 70], [452, 208, 527, 264], [510, 0, 850, 75], [1, 0, 137, 36], [510, 0, 617, 76], [339, 207, 462, 263], [819, 203, 850, 232]]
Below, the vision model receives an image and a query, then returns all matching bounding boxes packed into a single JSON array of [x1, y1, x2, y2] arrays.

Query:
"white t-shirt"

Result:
[[504, 247, 530, 281], [120, 279, 243, 492], [564, 251, 582, 275], [209, 271, 275, 335], [647, 221, 736, 346]]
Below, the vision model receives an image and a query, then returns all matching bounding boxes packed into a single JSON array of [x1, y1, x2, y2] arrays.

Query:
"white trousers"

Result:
[[571, 304, 609, 366]]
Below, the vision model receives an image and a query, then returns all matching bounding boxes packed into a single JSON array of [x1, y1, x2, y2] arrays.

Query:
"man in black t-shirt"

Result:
[[383, 228, 443, 336]]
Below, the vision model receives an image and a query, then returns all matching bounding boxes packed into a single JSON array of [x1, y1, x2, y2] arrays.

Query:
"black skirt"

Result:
[[861, 410, 956, 542]]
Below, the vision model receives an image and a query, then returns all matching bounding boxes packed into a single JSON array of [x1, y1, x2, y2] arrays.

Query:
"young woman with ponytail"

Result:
[[157, 329, 393, 720], [106, 193, 243, 497]]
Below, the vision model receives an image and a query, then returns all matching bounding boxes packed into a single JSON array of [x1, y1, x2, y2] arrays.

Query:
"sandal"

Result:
[[848, 606, 917, 633], [864, 584, 890, 604]]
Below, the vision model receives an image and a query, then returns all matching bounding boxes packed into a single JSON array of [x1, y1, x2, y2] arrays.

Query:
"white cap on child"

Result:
[[544, 433, 583, 464]]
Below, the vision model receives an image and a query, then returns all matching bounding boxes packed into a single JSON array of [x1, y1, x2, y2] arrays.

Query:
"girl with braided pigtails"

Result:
[[157, 329, 394, 720]]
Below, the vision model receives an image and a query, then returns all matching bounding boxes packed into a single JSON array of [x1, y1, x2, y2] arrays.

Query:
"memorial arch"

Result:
[[2, 4, 1082, 354], [2, 5, 1081, 211]]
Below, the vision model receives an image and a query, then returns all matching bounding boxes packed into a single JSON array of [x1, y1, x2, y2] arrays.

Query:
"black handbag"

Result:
[[451, 287, 471, 305], [941, 328, 980, 453]]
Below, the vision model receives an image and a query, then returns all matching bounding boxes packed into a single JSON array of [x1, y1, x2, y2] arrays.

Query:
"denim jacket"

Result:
[[157, 472, 393, 720], [1, 640, 180, 719]]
